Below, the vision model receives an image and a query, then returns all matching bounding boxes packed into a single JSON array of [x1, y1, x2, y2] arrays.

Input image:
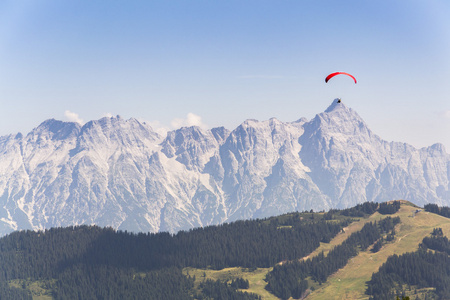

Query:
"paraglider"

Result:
[[325, 72, 357, 84]]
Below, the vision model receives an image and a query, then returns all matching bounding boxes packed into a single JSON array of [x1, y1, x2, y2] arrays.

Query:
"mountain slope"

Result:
[[0, 100, 449, 235], [185, 201, 450, 300], [299, 101, 449, 208], [305, 202, 450, 299], [1, 201, 450, 299]]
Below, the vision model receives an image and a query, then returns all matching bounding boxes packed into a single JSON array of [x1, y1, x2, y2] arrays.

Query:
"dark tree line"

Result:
[[420, 229, 450, 255], [0, 212, 353, 299], [0, 202, 397, 299], [334, 201, 379, 217], [367, 229, 450, 300], [0, 216, 350, 281], [197, 279, 261, 300], [378, 201, 401, 215], [265, 216, 400, 299], [0, 281, 31, 300], [230, 277, 250, 289], [366, 251, 450, 299], [53, 266, 262, 300], [424, 203, 450, 218], [325, 200, 400, 218], [53, 266, 194, 300]]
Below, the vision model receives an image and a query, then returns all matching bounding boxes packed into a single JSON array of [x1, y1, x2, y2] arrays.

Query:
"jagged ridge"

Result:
[[0, 100, 449, 235]]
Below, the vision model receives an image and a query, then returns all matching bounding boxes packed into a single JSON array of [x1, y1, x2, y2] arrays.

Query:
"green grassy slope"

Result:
[[305, 201, 450, 300], [11, 201, 450, 299], [183, 267, 278, 300], [186, 201, 450, 300]]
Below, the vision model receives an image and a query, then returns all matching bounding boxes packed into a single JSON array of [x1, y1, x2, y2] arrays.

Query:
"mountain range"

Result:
[[0, 99, 448, 235]]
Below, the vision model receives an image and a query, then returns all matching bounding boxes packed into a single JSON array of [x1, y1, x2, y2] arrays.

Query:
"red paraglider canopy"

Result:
[[325, 72, 357, 84]]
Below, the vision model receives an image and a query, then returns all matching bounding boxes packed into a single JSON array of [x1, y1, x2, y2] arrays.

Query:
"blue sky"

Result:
[[1, 1, 450, 150]]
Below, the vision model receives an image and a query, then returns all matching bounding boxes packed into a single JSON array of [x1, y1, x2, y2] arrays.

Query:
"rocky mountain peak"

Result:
[[0, 103, 449, 236], [304, 99, 373, 142], [324, 98, 346, 112], [160, 126, 221, 171], [28, 119, 81, 141]]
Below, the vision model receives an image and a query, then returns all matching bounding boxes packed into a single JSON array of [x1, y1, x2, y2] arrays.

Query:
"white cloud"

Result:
[[145, 120, 170, 137], [444, 110, 450, 119], [64, 110, 84, 124], [170, 113, 208, 130], [134, 113, 207, 138], [437, 110, 450, 119]]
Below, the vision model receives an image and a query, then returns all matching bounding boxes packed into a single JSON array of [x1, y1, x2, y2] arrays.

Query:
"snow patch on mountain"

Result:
[[0, 100, 449, 235]]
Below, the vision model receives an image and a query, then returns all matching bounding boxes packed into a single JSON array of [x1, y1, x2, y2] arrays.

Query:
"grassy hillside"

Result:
[[186, 201, 450, 299], [4, 200, 449, 299], [0, 209, 349, 299], [307, 201, 432, 299], [183, 267, 277, 300]]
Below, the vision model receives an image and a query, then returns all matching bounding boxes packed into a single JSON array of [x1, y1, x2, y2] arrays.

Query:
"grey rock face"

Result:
[[0, 100, 448, 235]]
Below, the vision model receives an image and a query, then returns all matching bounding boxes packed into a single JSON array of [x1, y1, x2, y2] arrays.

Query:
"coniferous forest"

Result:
[[424, 203, 450, 218], [366, 231, 450, 299], [1, 201, 449, 299], [366, 203, 450, 300], [265, 216, 400, 299], [0, 209, 353, 299]]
